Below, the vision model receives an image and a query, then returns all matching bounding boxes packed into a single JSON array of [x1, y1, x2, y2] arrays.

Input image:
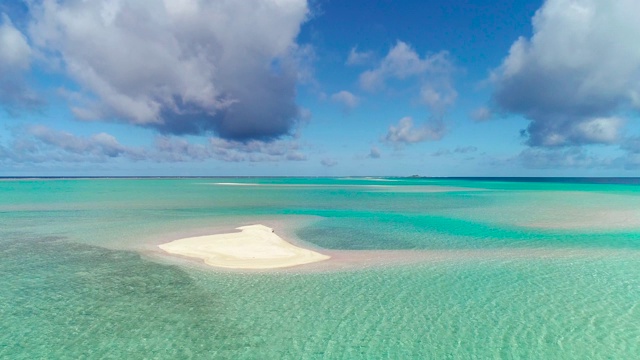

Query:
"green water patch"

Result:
[[0, 235, 257, 359], [187, 257, 640, 358], [293, 210, 640, 250]]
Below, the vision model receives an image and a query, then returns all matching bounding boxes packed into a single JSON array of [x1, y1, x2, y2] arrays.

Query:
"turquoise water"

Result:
[[1, 178, 640, 358]]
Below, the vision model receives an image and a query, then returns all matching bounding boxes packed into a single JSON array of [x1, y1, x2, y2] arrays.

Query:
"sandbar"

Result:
[[158, 224, 330, 269]]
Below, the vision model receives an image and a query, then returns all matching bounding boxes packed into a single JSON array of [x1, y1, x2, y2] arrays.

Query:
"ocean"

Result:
[[1, 177, 639, 358]]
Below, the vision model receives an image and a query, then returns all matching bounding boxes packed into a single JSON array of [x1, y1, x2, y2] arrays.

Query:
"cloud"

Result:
[[419, 83, 457, 113], [330, 90, 359, 112], [359, 41, 454, 91], [208, 137, 307, 162], [320, 158, 337, 167], [0, 125, 308, 164], [470, 107, 492, 122], [0, 13, 40, 112], [491, 0, 640, 147], [518, 147, 612, 169], [367, 146, 381, 159], [385, 116, 445, 146], [0, 125, 145, 163], [0, 14, 30, 70], [621, 136, 640, 154], [25, 0, 309, 140], [524, 116, 625, 147], [346, 46, 373, 66], [431, 146, 477, 157]]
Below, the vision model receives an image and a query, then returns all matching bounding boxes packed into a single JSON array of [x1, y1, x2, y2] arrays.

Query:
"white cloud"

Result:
[[0, 13, 40, 112], [330, 90, 359, 112], [420, 83, 457, 113], [385, 116, 445, 145], [26, 0, 309, 140], [360, 40, 457, 123], [492, 0, 640, 147], [346, 46, 373, 66], [359, 41, 454, 92], [622, 137, 640, 154], [0, 13, 30, 71], [470, 107, 492, 122]]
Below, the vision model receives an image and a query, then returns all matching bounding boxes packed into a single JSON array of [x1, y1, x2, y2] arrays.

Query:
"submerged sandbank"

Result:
[[156, 223, 640, 272], [158, 224, 330, 269]]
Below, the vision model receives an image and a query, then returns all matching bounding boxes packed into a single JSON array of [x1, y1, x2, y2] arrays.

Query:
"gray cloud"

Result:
[[26, 0, 309, 140], [0, 125, 308, 164], [518, 147, 612, 169], [320, 158, 337, 167], [208, 137, 307, 162], [622, 137, 640, 154], [491, 0, 640, 147], [385, 117, 445, 146], [367, 146, 381, 159], [432, 146, 477, 157], [0, 125, 145, 163]]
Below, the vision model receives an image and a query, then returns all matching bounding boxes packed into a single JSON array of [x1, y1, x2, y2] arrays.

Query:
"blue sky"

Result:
[[1, 0, 639, 176]]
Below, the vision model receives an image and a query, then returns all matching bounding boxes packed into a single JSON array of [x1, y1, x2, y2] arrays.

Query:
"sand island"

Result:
[[158, 224, 330, 269]]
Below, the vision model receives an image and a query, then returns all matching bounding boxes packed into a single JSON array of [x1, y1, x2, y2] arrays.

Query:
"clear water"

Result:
[[1, 178, 639, 358]]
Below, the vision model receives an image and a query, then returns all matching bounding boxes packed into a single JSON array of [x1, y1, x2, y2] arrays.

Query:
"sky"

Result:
[[1, 0, 639, 177]]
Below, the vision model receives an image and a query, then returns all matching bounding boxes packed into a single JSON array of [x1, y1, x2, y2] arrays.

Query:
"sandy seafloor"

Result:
[[1, 177, 640, 358]]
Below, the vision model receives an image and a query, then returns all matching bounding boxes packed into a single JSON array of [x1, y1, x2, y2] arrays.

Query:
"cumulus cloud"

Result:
[[346, 46, 373, 66], [0, 13, 40, 112], [330, 90, 359, 112], [208, 137, 307, 162], [420, 83, 457, 113], [526, 116, 625, 147], [25, 0, 309, 140], [385, 116, 445, 146], [518, 147, 611, 169], [359, 41, 456, 114], [360, 42, 453, 88], [0, 125, 308, 164], [491, 0, 640, 147], [0, 125, 145, 163]]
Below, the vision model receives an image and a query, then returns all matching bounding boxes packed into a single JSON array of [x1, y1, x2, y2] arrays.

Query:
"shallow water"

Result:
[[1, 178, 639, 358]]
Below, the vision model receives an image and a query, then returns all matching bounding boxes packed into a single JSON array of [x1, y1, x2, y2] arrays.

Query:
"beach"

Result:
[[159, 224, 330, 269]]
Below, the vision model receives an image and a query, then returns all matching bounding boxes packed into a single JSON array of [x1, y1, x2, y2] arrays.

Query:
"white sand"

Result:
[[158, 224, 330, 269]]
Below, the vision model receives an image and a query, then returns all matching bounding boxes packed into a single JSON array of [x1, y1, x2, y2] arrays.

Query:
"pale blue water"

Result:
[[1, 178, 639, 358]]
